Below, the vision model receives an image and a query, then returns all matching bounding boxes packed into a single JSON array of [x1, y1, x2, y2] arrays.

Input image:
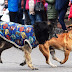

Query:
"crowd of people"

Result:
[[0, 0, 72, 33]]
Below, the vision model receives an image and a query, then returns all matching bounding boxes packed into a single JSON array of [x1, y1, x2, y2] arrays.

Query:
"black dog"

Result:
[[0, 21, 57, 69]]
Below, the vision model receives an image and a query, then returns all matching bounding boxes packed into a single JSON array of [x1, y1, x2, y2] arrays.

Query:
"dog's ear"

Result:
[[69, 31, 72, 39]]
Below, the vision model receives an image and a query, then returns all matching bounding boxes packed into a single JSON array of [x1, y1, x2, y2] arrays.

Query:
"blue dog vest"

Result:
[[0, 22, 38, 48]]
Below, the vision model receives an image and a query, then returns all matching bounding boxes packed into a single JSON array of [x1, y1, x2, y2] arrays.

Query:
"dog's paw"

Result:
[[0, 60, 2, 63], [20, 63, 25, 66], [32, 68, 38, 70], [51, 64, 57, 68], [46, 61, 57, 67], [20, 62, 26, 66], [60, 61, 64, 64]]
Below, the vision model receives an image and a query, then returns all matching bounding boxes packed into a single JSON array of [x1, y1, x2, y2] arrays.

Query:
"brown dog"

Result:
[[39, 30, 72, 67]]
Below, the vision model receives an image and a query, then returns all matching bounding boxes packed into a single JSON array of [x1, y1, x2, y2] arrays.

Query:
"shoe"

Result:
[[63, 30, 68, 33]]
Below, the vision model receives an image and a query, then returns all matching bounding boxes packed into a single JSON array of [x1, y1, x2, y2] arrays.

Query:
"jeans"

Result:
[[16, 9, 23, 24], [24, 10, 31, 25], [27, 10, 42, 25], [58, 9, 67, 30], [35, 11, 42, 22]]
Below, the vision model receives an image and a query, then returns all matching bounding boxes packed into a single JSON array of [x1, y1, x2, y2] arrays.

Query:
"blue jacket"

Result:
[[8, 0, 19, 12], [55, 0, 69, 10], [0, 21, 38, 48]]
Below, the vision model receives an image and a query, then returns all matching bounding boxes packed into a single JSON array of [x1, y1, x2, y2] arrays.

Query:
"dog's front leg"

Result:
[[39, 41, 57, 67], [44, 42, 57, 67], [39, 44, 49, 64], [23, 45, 38, 70], [60, 49, 70, 64]]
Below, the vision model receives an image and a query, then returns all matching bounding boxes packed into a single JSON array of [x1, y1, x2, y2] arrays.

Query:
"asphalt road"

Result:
[[0, 46, 72, 72]]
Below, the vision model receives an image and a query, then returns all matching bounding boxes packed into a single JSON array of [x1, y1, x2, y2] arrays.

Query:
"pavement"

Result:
[[0, 46, 72, 72]]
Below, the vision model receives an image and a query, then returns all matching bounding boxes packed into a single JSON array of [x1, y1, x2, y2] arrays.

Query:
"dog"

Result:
[[0, 21, 54, 69], [38, 28, 72, 67], [34, 21, 60, 67], [0, 21, 39, 70]]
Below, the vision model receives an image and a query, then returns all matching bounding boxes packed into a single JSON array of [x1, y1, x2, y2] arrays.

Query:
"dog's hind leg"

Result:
[[50, 46, 61, 62], [22, 44, 38, 70], [0, 40, 13, 63], [39, 41, 57, 67]]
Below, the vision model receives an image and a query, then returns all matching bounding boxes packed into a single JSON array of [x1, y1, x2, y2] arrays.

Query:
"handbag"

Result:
[[34, 0, 44, 12]]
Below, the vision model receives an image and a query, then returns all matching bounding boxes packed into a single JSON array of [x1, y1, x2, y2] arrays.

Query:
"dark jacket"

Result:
[[55, 0, 69, 10]]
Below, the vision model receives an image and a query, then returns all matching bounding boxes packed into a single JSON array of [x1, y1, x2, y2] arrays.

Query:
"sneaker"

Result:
[[63, 30, 68, 33]]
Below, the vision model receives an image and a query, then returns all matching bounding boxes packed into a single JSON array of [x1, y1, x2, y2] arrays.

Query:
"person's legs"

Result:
[[16, 9, 23, 24], [27, 10, 35, 25], [58, 9, 67, 30], [42, 11, 47, 21], [35, 11, 42, 22], [48, 19, 58, 38], [9, 11, 17, 23], [24, 10, 31, 25]]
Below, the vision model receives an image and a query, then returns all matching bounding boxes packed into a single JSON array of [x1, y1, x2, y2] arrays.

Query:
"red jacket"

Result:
[[68, 4, 72, 18]]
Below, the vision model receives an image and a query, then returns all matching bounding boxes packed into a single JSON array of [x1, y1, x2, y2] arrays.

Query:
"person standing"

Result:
[[16, 0, 24, 24], [46, 0, 58, 38], [4, 0, 19, 23], [21, 0, 43, 25], [55, 0, 69, 33], [21, 0, 31, 25]]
